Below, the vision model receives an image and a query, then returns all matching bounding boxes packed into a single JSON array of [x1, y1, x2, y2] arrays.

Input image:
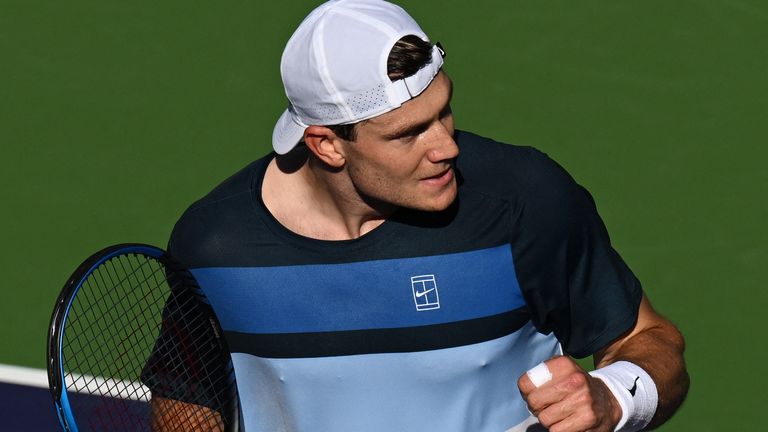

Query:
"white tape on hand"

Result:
[[526, 362, 553, 388]]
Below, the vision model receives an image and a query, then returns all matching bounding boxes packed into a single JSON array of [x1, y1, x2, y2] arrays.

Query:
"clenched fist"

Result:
[[518, 356, 622, 432]]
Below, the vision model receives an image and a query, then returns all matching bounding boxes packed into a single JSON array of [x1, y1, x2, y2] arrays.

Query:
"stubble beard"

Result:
[[350, 171, 458, 215]]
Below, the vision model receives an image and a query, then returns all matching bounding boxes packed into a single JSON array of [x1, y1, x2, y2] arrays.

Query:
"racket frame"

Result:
[[46, 243, 239, 432]]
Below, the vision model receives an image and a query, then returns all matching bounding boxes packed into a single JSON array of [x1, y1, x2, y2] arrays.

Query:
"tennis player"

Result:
[[153, 0, 689, 430]]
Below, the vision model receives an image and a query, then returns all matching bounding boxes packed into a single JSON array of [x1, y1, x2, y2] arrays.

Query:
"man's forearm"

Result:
[[594, 301, 689, 430], [150, 396, 224, 432]]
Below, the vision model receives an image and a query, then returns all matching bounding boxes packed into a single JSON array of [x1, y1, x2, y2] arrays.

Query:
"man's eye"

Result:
[[408, 124, 431, 138]]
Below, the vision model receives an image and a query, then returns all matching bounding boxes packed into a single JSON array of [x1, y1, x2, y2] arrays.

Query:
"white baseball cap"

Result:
[[272, 0, 445, 154]]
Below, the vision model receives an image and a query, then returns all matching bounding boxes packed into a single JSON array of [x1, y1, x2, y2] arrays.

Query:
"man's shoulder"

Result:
[[168, 155, 272, 267], [185, 156, 270, 214], [454, 130, 576, 203]]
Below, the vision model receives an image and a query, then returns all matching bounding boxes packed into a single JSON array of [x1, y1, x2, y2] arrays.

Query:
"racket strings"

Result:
[[65, 259, 167, 383], [142, 278, 236, 429], [64, 262, 169, 374], [144, 287, 235, 408], [62, 257, 165, 431], [59, 253, 236, 431]]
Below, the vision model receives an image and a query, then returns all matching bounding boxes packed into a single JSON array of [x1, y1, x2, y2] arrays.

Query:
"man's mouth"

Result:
[[420, 167, 454, 186]]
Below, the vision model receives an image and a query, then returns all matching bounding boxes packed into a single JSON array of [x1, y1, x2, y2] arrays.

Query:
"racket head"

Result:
[[47, 244, 239, 432]]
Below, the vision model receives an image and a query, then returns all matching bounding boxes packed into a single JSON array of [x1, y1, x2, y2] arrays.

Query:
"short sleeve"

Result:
[[510, 149, 643, 358]]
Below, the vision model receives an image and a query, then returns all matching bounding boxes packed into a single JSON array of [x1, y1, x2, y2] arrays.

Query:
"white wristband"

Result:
[[589, 361, 658, 432]]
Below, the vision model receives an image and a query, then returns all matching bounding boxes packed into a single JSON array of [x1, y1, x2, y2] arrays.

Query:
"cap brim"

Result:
[[272, 108, 307, 155]]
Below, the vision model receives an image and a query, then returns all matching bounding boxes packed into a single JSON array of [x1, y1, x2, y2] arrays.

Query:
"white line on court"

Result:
[[0, 363, 150, 401], [0, 364, 49, 388], [65, 372, 150, 401]]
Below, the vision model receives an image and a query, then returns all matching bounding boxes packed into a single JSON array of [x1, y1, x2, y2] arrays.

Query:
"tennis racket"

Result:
[[47, 244, 240, 431]]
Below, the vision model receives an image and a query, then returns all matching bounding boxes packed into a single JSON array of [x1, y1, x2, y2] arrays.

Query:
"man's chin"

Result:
[[362, 183, 458, 214], [413, 186, 458, 212]]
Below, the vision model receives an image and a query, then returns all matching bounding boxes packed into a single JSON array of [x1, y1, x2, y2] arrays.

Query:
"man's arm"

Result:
[[593, 294, 689, 429], [150, 396, 224, 432], [518, 294, 689, 432]]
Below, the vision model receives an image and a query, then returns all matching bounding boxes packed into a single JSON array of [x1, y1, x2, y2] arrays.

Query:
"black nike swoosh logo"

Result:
[[628, 377, 640, 397]]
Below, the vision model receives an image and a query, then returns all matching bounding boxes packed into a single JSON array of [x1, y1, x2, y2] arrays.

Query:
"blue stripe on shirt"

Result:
[[191, 244, 524, 334]]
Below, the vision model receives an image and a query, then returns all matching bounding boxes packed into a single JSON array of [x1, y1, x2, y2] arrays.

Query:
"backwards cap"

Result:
[[272, 0, 444, 154]]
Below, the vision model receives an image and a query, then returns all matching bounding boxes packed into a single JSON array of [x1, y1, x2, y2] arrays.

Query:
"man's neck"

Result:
[[261, 150, 392, 241]]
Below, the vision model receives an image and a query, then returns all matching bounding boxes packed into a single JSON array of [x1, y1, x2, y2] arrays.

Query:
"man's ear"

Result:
[[303, 125, 346, 168]]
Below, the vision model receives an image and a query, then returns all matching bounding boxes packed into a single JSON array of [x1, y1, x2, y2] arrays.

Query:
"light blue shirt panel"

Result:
[[232, 322, 561, 432]]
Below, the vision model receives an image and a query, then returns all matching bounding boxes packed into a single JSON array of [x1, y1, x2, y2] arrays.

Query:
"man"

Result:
[[156, 0, 689, 430]]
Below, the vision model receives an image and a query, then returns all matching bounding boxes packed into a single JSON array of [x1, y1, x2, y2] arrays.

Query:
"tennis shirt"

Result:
[[163, 130, 643, 431]]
